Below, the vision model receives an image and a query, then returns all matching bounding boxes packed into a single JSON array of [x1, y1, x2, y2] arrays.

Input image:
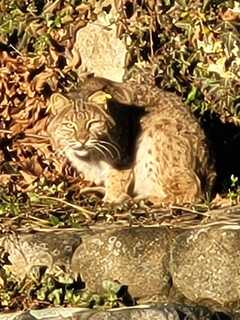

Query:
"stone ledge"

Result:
[[1, 226, 240, 314], [0, 304, 216, 320]]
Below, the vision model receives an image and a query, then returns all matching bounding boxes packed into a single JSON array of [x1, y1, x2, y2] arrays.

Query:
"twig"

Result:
[[169, 205, 210, 216], [0, 128, 49, 140], [39, 195, 96, 220]]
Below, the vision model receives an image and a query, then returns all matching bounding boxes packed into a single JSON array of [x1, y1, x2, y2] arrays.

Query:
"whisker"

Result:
[[98, 143, 115, 159], [93, 142, 113, 159], [92, 144, 108, 160], [59, 140, 80, 155], [88, 140, 114, 160], [98, 140, 121, 159], [68, 141, 82, 148], [90, 139, 120, 160], [60, 144, 71, 155]]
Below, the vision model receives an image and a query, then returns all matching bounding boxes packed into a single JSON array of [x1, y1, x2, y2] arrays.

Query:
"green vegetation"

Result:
[[120, 0, 240, 119], [0, 0, 87, 54], [1, 0, 240, 311], [0, 262, 126, 310], [1, 0, 240, 117]]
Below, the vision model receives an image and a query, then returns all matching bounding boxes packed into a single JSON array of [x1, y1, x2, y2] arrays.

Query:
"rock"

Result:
[[71, 227, 173, 302], [0, 305, 216, 320], [0, 230, 83, 279], [171, 228, 240, 312], [69, 2, 128, 82], [13, 312, 36, 320], [2, 226, 240, 314]]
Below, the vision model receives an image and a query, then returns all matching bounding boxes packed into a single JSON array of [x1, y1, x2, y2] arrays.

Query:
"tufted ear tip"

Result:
[[88, 90, 112, 105], [48, 93, 70, 115]]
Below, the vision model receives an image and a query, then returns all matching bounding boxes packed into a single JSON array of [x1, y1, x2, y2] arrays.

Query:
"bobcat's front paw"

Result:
[[103, 192, 131, 205]]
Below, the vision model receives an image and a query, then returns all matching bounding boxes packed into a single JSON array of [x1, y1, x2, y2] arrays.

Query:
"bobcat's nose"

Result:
[[76, 131, 89, 145]]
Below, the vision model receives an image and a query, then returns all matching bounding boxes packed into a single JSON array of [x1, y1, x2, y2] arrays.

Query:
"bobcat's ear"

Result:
[[104, 82, 134, 105], [48, 93, 70, 115], [88, 90, 112, 107]]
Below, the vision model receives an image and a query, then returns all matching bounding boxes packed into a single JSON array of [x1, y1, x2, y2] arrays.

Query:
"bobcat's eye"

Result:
[[86, 119, 99, 130], [87, 120, 105, 133], [65, 122, 75, 129]]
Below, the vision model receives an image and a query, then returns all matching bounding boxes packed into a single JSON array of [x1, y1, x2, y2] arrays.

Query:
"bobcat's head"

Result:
[[47, 91, 121, 162]]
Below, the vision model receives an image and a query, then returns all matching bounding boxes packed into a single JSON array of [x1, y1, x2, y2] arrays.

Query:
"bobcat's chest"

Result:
[[65, 148, 110, 185]]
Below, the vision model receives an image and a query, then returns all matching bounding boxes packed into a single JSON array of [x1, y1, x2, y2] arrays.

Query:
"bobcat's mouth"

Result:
[[73, 149, 89, 157], [66, 139, 121, 161], [68, 142, 90, 158]]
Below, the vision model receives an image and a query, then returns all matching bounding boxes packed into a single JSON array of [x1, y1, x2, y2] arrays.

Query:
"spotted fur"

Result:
[[47, 77, 216, 205]]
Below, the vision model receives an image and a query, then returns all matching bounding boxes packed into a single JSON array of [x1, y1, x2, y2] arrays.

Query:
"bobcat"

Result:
[[47, 75, 215, 205]]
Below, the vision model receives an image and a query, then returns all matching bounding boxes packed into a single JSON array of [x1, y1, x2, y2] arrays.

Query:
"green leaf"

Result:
[[186, 86, 198, 103], [37, 287, 48, 301], [102, 279, 122, 294], [49, 214, 60, 226], [48, 288, 63, 304]]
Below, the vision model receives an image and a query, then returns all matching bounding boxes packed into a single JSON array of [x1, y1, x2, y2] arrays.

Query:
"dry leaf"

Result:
[[20, 170, 38, 186], [0, 174, 12, 186]]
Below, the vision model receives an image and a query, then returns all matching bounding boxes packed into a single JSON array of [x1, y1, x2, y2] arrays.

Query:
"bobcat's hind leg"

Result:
[[149, 170, 203, 206]]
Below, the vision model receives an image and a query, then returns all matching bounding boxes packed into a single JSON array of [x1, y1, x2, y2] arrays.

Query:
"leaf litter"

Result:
[[1, 0, 240, 312]]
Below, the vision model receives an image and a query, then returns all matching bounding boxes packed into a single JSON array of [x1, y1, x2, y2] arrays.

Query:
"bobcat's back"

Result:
[[47, 76, 216, 205]]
